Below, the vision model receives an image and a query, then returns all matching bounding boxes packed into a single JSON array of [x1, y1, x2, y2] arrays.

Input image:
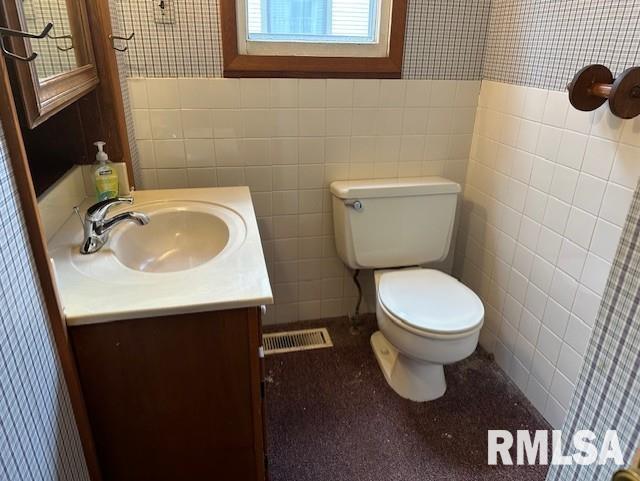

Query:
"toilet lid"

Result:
[[378, 269, 484, 335]]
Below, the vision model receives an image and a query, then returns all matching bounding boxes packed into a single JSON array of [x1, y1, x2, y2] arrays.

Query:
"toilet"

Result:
[[331, 177, 484, 402]]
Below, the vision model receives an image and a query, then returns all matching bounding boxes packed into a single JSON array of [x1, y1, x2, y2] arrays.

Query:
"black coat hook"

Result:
[[109, 32, 135, 52], [0, 22, 53, 62]]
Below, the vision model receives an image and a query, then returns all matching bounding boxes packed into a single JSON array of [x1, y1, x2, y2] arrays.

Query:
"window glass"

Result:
[[245, 0, 380, 43]]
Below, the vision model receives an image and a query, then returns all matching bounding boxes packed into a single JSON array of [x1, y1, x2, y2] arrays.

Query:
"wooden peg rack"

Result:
[[567, 64, 640, 119]]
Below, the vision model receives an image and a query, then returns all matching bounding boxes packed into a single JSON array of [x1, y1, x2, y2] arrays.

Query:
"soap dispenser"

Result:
[[93, 141, 119, 201]]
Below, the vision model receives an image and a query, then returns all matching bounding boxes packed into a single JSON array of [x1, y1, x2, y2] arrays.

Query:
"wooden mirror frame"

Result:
[[1, 0, 99, 128]]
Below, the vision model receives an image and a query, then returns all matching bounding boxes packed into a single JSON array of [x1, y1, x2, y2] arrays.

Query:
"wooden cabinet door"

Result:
[[71, 308, 266, 481]]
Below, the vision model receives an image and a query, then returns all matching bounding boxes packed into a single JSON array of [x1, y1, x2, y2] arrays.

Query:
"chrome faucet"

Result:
[[80, 197, 149, 254]]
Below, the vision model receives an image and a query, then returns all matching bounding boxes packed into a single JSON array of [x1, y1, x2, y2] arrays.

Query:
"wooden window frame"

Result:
[[220, 0, 407, 78]]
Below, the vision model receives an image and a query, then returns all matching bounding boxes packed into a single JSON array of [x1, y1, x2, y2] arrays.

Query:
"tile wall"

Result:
[[128, 77, 480, 323], [456, 80, 640, 427]]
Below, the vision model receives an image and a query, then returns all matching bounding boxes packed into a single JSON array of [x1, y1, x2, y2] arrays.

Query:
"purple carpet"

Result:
[[265, 315, 551, 481]]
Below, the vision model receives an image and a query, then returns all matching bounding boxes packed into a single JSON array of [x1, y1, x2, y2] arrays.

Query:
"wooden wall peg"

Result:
[[568, 64, 640, 119]]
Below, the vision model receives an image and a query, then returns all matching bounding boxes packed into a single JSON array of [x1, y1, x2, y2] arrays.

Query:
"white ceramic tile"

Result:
[[186, 168, 217, 188], [535, 126, 562, 162], [270, 79, 298, 108], [240, 78, 270, 108], [556, 131, 587, 170], [185, 139, 215, 167], [181, 110, 213, 138], [610, 143, 640, 189], [591, 108, 624, 141], [531, 350, 555, 389], [600, 183, 634, 227], [429, 80, 456, 107], [549, 370, 574, 408], [213, 110, 243, 138], [573, 173, 606, 215], [156, 168, 187, 188], [150, 110, 182, 139], [557, 234, 587, 281], [544, 395, 567, 429], [325, 138, 350, 163], [132, 110, 152, 139], [590, 219, 622, 263], [137, 140, 155, 168], [271, 138, 298, 165], [326, 109, 352, 136], [564, 207, 596, 249], [299, 110, 326, 137], [581, 137, 617, 179], [243, 110, 272, 138], [210, 79, 240, 108], [549, 165, 578, 204], [299, 138, 325, 164], [153, 140, 185, 168], [536, 326, 562, 364], [404, 80, 431, 107], [128, 79, 148, 109], [242, 139, 270, 166], [326, 80, 353, 108], [214, 139, 242, 166], [563, 315, 592, 356], [178, 79, 214, 109], [271, 110, 298, 137], [572, 286, 601, 328], [217, 167, 245, 186], [353, 80, 380, 107], [146, 79, 180, 108], [556, 343, 582, 383], [580, 253, 611, 296], [380, 80, 406, 107], [298, 79, 326, 108], [542, 91, 570, 128]]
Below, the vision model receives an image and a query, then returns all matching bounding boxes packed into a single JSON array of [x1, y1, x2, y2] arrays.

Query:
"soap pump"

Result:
[[93, 141, 119, 201]]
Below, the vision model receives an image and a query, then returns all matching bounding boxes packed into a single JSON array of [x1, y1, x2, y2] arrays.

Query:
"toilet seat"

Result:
[[378, 268, 484, 337]]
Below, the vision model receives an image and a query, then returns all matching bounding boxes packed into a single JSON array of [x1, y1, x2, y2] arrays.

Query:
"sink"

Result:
[[47, 187, 273, 325], [107, 201, 246, 274]]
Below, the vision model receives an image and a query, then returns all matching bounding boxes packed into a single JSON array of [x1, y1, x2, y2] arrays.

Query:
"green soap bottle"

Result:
[[93, 141, 119, 201]]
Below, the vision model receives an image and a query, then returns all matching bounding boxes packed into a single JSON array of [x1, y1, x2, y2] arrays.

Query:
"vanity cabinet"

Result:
[[70, 307, 267, 481]]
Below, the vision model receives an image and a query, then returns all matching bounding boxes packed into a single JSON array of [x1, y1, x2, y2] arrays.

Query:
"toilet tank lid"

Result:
[[330, 177, 461, 199]]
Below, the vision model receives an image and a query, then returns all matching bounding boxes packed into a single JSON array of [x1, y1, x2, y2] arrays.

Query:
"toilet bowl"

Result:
[[330, 176, 485, 402], [371, 268, 484, 402]]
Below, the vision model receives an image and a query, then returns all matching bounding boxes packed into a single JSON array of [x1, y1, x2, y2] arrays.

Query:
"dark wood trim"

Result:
[[220, 0, 407, 78], [248, 307, 266, 480], [84, 0, 135, 185], [0, 50, 103, 481], [0, 0, 99, 128]]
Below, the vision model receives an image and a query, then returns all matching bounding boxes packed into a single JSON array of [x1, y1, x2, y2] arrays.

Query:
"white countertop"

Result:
[[48, 187, 273, 326]]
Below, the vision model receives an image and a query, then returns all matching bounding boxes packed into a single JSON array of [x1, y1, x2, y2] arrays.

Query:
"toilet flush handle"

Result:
[[345, 199, 364, 211]]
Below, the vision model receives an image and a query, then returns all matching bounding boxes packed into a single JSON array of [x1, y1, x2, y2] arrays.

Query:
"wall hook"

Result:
[[568, 64, 640, 119], [109, 32, 135, 52], [0, 22, 53, 62], [47, 32, 73, 52]]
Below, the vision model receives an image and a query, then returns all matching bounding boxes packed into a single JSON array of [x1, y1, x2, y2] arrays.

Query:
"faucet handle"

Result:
[[86, 197, 133, 222]]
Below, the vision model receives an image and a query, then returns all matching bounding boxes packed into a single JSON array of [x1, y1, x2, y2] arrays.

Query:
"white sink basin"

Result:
[[108, 201, 245, 274], [111, 207, 230, 273], [48, 187, 273, 326]]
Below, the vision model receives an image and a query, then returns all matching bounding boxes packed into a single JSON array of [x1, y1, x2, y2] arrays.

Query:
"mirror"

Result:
[[0, 0, 98, 127], [22, 0, 79, 80]]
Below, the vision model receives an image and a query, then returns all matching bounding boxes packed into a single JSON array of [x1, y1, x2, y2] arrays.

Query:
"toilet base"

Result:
[[371, 331, 446, 402]]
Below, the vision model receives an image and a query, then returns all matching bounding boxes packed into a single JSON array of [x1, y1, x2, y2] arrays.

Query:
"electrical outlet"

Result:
[[153, 0, 175, 25]]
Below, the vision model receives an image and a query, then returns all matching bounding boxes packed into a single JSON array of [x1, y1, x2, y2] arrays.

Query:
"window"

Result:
[[220, 0, 407, 77]]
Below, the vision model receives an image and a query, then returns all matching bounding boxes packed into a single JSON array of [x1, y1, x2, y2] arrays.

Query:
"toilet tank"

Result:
[[331, 177, 461, 269]]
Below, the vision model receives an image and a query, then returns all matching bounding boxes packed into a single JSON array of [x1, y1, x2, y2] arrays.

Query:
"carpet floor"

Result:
[[264, 316, 551, 481]]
